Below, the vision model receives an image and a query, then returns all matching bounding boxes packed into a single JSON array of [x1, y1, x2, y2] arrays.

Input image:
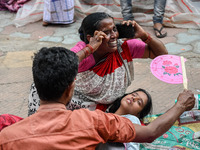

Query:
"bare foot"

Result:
[[42, 21, 49, 26]]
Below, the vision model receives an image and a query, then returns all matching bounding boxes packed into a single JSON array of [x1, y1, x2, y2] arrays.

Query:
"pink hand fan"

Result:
[[150, 55, 187, 89]]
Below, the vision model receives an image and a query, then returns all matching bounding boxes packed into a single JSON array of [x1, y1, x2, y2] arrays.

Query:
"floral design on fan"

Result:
[[162, 60, 182, 76]]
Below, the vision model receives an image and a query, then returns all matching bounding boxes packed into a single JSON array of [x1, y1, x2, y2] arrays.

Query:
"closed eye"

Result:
[[132, 92, 144, 106], [131, 93, 136, 97], [113, 27, 117, 32], [103, 30, 110, 35], [137, 99, 144, 107], [137, 100, 142, 106]]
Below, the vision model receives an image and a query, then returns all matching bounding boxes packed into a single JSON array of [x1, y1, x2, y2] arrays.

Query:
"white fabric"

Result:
[[14, 0, 44, 27], [122, 115, 141, 150], [14, 0, 200, 28]]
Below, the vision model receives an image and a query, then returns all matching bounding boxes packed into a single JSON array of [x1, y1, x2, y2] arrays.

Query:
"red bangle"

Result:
[[83, 48, 89, 58], [143, 33, 152, 44], [85, 49, 89, 56], [86, 44, 94, 53], [82, 49, 87, 58]]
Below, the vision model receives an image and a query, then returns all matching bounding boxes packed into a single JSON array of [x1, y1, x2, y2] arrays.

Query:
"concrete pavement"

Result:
[[0, 11, 200, 118]]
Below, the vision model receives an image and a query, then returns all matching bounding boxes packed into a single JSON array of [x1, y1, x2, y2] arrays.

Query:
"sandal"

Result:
[[153, 26, 167, 38]]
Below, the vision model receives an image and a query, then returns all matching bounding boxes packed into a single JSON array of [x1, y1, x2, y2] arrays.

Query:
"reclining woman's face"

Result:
[[98, 18, 119, 53], [118, 91, 148, 117]]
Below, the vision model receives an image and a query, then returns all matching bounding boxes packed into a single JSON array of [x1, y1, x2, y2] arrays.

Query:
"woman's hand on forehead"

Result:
[[88, 31, 107, 51], [94, 31, 107, 41]]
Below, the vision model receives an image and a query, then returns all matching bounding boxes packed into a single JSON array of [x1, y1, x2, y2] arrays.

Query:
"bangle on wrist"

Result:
[[83, 48, 89, 58], [143, 33, 152, 44], [82, 49, 87, 58], [86, 44, 94, 53]]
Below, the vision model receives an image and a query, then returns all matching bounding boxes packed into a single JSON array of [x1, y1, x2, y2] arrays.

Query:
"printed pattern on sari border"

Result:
[[67, 41, 134, 111], [67, 64, 130, 111]]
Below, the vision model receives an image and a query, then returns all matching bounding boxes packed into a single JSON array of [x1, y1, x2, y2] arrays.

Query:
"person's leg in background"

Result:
[[153, 0, 167, 38], [43, 0, 75, 26], [120, 0, 134, 21]]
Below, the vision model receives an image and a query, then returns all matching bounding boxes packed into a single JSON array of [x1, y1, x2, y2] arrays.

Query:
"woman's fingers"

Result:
[[88, 31, 108, 52], [122, 20, 136, 27], [94, 31, 107, 41]]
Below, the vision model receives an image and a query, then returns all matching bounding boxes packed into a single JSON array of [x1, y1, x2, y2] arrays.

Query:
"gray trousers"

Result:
[[120, 0, 167, 24]]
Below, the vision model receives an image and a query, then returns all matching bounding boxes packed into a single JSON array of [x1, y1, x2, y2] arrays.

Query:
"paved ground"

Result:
[[0, 11, 200, 118]]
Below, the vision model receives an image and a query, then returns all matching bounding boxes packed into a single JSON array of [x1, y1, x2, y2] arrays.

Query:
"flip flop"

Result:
[[154, 26, 167, 38]]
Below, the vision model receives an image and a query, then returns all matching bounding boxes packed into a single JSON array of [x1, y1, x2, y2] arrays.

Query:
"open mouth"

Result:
[[126, 98, 133, 104], [108, 40, 117, 47]]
